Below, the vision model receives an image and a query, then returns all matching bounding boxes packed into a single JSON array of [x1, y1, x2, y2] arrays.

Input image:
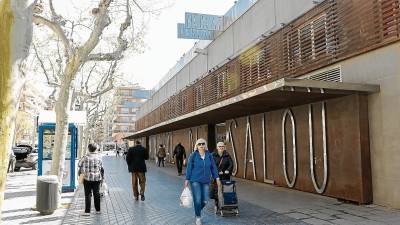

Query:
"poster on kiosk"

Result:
[[37, 111, 86, 192]]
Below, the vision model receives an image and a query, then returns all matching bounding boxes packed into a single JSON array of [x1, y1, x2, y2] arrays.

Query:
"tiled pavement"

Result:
[[62, 155, 400, 225], [62, 156, 306, 225]]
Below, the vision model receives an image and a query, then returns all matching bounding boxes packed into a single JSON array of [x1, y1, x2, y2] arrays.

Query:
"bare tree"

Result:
[[31, 0, 164, 202]]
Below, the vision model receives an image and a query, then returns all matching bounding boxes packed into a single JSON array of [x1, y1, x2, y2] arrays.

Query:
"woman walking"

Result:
[[78, 144, 103, 216], [185, 138, 221, 225], [157, 144, 166, 167], [211, 142, 234, 211]]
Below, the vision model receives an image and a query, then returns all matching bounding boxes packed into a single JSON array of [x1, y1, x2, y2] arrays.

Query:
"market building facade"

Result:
[[128, 0, 400, 208]]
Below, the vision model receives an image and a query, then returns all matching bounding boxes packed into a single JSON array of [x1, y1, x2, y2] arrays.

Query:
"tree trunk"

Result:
[[0, 0, 32, 218], [82, 125, 90, 156], [50, 70, 73, 204], [77, 125, 84, 158]]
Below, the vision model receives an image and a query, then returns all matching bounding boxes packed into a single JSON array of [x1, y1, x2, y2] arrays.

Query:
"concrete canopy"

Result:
[[125, 78, 379, 139]]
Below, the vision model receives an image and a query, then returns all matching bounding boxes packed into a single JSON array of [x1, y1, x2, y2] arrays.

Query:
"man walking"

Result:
[[126, 140, 149, 201], [173, 142, 186, 176]]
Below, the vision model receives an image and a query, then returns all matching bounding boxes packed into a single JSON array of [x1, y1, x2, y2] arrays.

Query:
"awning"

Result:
[[125, 78, 379, 139]]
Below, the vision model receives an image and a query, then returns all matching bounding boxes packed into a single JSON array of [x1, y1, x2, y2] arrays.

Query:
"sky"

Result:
[[30, 0, 235, 94], [119, 0, 234, 90]]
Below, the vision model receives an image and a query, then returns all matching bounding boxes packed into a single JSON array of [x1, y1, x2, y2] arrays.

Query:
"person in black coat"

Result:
[[126, 140, 149, 201], [212, 142, 233, 181], [210, 142, 234, 211], [173, 142, 186, 176]]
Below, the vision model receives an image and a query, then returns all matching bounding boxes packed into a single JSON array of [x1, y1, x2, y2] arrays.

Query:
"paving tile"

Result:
[[317, 208, 342, 216], [302, 218, 333, 225], [335, 214, 368, 222], [285, 212, 311, 220], [329, 219, 360, 225], [296, 208, 320, 215], [309, 212, 336, 220]]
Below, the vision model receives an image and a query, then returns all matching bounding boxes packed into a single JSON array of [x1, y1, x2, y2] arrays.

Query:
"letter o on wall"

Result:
[[282, 108, 297, 188]]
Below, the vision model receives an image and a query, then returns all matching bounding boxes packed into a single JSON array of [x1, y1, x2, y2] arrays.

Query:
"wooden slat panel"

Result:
[[136, 0, 400, 131]]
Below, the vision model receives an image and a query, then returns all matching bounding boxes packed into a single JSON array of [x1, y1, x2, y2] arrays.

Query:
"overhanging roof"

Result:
[[126, 78, 379, 139]]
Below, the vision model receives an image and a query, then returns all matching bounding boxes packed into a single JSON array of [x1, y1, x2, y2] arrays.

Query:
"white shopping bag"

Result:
[[100, 182, 109, 197], [180, 187, 193, 208]]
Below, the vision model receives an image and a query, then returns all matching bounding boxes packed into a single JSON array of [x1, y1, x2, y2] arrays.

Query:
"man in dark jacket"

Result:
[[126, 140, 149, 201], [173, 142, 186, 176]]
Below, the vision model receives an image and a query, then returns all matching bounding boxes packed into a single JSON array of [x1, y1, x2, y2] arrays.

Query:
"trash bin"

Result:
[[36, 175, 59, 215]]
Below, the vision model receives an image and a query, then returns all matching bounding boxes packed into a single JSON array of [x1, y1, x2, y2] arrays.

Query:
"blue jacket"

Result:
[[186, 150, 219, 184]]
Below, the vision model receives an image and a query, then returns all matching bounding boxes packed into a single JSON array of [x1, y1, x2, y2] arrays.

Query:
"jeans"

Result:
[[131, 172, 146, 197], [83, 180, 101, 213], [157, 157, 165, 167], [190, 182, 209, 218], [176, 157, 184, 174]]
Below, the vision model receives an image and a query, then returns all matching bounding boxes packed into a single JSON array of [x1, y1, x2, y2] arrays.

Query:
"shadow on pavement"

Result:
[[21, 215, 65, 224], [4, 190, 36, 200], [2, 212, 40, 221], [1, 207, 33, 214]]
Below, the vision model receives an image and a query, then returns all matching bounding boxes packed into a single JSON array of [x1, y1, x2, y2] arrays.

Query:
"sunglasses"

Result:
[[197, 143, 206, 146]]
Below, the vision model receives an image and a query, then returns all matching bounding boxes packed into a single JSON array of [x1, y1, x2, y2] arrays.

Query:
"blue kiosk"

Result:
[[37, 111, 85, 192]]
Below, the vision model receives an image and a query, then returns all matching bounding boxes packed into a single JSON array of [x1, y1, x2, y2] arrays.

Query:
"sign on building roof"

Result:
[[177, 23, 215, 40], [185, 12, 221, 30], [177, 12, 221, 40]]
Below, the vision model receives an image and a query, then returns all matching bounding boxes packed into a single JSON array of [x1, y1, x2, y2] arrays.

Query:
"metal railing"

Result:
[[136, 0, 400, 132]]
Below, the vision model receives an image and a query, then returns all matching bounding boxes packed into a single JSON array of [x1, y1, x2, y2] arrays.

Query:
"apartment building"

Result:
[[109, 86, 151, 144]]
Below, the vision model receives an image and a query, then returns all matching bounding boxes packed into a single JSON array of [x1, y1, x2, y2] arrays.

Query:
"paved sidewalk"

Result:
[[63, 156, 400, 225], [1, 169, 74, 225], [62, 156, 306, 225]]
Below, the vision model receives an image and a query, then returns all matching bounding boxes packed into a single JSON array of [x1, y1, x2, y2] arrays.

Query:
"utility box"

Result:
[[36, 175, 58, 215]]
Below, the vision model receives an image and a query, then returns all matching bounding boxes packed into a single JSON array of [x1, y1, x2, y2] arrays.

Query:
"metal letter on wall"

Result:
[[244, 116, 257, 180], [282, 108, 297, 188], [189, 128, 194, 152], [166, 132, 172, 163], [226, 120, 238, 176], [262, 113, 274, 184], [308, 88, 328, 194], [189, 127, 199, 152]]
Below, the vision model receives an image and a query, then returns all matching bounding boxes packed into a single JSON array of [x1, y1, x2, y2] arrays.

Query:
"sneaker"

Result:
[[82, 212, 90, 216], [195, 217, 202, 225], [95, 211, 101, 214], [214, 205, 218, 213], [140, 194, 145, 201], [134, 196, 139, 201]]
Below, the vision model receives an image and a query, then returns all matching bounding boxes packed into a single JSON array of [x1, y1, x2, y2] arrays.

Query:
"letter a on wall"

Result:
[[244, 116, 256, 180]]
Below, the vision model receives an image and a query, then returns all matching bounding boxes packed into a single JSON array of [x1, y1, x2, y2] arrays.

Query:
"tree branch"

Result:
[[78, 0, 113, 60], [33, 43, 59, 87], [87, 0, 131, 61], [33, 15, 73, 57]]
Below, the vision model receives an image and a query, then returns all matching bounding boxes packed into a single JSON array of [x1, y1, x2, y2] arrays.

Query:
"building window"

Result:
[[120, 107, 129, 114]]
